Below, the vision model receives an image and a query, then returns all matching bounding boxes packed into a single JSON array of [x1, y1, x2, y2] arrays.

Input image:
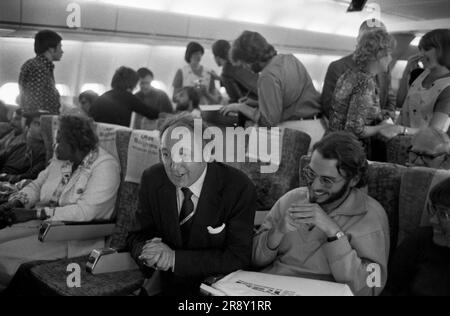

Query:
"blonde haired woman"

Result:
[[328, 29, 397, 141]]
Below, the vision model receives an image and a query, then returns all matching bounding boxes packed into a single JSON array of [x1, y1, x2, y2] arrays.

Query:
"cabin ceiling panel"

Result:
[[22, 0, 73, 27], [0, 0, 20, 23], [82, 2, 118, 31], [117, 8, 190, 37], [374, 0, 450, 20]]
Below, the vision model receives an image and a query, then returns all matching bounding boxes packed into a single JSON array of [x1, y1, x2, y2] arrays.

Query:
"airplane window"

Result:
[[312, 80, 323, 93], [151, 80, 168, 93], [391, 61, 408, 81], [55, 84, 71, 97], [0, 82, 20, 105], [410, 35, 423, 47], [80, 83, 106, 96]]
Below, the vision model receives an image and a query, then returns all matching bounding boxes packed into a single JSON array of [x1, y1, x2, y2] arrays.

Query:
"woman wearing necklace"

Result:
[[0, 115, 120, 290], [172, 41, 221, 105]]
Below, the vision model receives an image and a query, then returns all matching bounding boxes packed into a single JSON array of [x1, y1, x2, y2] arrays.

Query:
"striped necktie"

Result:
[[180, 188, 194, 245]]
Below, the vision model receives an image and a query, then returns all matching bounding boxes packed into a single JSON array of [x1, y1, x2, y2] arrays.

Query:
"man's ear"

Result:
[[349, 175, 360, 188]]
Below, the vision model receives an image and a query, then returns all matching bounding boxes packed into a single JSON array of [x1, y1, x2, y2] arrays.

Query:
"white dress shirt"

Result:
[[176, 165, 208, 217]]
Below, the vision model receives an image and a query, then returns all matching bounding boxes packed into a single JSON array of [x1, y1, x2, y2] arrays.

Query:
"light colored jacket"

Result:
[[253, 187, 390, 296], [11, 147, 120, 222]]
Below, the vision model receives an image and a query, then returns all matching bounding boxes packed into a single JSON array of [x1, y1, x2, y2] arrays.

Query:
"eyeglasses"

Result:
[[408, 148, 448, 161], [302, 165, 345, 188], [428, 204, 450, 221]]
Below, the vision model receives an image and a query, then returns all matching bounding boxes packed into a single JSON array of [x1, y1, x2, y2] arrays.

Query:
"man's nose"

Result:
[[429, 214, 440, 225], [311, 177, 324, 191], [171, 160, 183, 171]]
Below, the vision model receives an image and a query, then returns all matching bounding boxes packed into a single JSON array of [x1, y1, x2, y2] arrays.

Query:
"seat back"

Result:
[[232, 128, 311, 211], [40, 115, 55, 162], [398, 167, 450, 244], [108, 129, 140, 250], [386, 135, 413, 166], [366, 162, 406, 251]]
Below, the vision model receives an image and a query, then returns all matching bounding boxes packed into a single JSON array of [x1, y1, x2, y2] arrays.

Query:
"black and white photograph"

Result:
[[0, 0, 449, 300]]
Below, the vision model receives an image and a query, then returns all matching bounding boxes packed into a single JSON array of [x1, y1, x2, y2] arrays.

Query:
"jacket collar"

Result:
[[36, 54, 55, 71], [60, 147, 100, 186], [328, 188, 368, 218]]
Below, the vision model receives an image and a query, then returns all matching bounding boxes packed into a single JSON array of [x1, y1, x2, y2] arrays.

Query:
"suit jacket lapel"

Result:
[[158, 182, 183, 248], [188, 163, 224, 246]]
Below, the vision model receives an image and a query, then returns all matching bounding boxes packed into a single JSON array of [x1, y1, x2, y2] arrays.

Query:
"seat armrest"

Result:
[[38, 221, 115, 242], [86, 248, 139, 275]]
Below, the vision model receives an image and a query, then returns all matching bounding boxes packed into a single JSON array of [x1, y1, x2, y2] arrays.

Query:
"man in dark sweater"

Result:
[[135, 68, 173, 114], [89, 67, 159, 127]]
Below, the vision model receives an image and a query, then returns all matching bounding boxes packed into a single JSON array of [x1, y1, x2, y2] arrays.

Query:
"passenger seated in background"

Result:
[[328, 29, 398, 143], [322, 19, 396, 119], [172, 42, 222, 105], [0, 115, 120, 290], [0, 101, 12, 141], [253, 132, 390, 296], [394, 29, 450, 136], [78, 90, 98, 117], [384, 178, 450, 296], [127, 113, 256, 296], [133, 68, 174, 129], [174, 87, 201, 118], [89, 66, 159, 127], [407, 127, 450, 169], [0, 101, 9, 123], [211, 39, 258, 104], [0, 111, 48, 184], [0, 110, 24, 152], [221, 31, 324, 147], [135, 67, 173, 114]]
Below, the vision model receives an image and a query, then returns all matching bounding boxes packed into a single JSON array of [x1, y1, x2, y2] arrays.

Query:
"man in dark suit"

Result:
[[127, 113, 257, 296], [321, 19, 396, 119]]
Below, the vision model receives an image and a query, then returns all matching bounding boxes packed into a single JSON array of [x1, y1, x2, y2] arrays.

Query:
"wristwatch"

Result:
[[327, 231, 345, 243]]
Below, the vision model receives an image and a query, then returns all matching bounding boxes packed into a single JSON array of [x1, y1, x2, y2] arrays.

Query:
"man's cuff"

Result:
[[171, 251, 175, 273], [43, 207, 55, 219], [262, 231, 279, 256], [322, 235, 352, 264]]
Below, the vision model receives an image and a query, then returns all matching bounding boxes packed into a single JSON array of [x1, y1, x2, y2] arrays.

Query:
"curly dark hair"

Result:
[[231, 31, 277, 64], [111, 66, 139, 91], [34, 29, 62, 55], [58, 115, 98, 153], [313, 131, 369, 188], [212, 40, 231, 61]]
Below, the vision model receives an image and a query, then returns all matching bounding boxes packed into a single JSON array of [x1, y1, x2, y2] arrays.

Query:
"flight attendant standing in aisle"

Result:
[[172, 42, 222, 105]]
